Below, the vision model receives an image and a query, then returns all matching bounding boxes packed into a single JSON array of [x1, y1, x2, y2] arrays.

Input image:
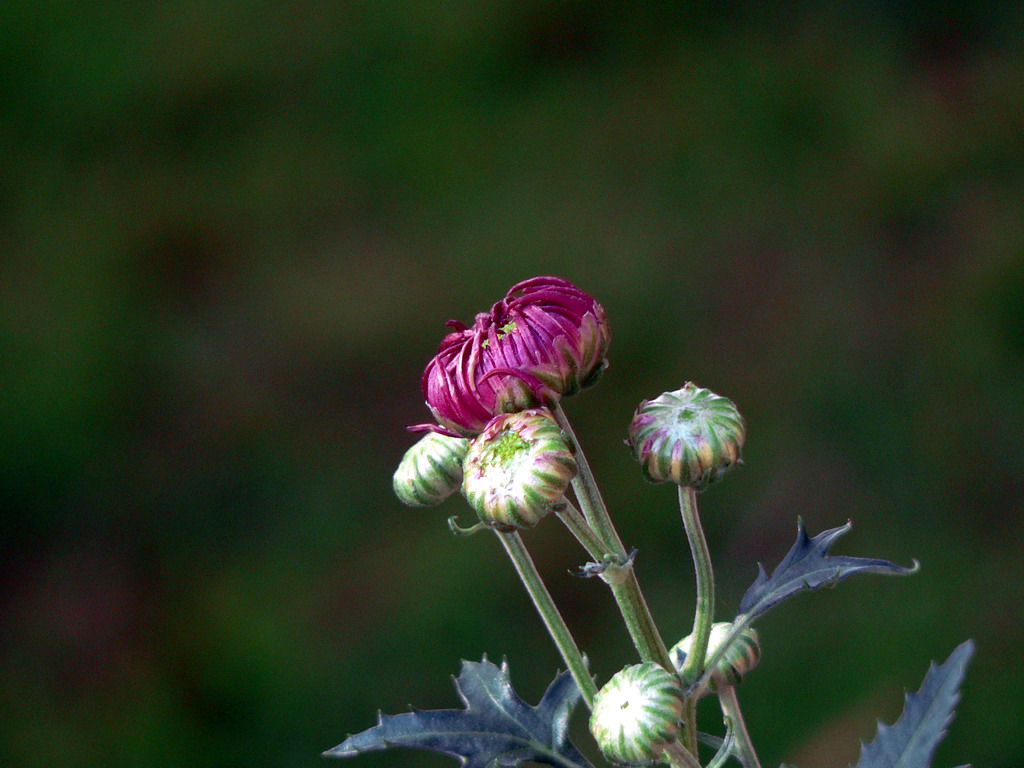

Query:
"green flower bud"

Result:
[[670, 622, 761, 690], [462, 408, 576, 530], [590, 662, 684, 766], [627, 383, 745, 491], [393, 432, 469, 507]]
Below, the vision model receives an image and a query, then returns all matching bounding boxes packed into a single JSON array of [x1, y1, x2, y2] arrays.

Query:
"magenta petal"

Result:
[[416, 276, 610, 436]]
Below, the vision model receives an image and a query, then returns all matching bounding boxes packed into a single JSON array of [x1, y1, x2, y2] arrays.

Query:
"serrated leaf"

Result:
[[325, 658, 594, 768], [739, 519, 917, 620], [853, 640, 974, 768]]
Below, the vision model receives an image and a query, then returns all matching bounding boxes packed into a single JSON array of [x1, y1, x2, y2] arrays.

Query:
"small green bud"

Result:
[[462, 408, 576, 530], [393, 432, 469, 507], [627, 383, 745, 491], [670, 622, 761, 690], [590, 662, 684, 766]]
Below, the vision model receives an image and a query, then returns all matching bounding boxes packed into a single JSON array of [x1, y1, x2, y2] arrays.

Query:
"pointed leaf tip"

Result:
[[324, 659, 593, 768], [738, 519, 918, 621], [323, 736, 359, 758], [852, 640, 974, 768]]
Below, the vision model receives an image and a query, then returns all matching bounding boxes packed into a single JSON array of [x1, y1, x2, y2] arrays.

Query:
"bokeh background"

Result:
[[2, 2, 1023, 767]]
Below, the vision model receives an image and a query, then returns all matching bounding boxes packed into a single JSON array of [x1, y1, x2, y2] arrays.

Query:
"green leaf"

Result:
[[325, 658, 594, 768], [739, 519, 917, 620], [852, 640, 974, 768]]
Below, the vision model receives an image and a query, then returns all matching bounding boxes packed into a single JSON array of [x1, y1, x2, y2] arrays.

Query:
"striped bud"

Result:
[[670, 622, 761, 690], [462, 408, 576, 530], [590, 662, 685, 765], [627, 383, 745, 491], [393, 432, 469, 507]]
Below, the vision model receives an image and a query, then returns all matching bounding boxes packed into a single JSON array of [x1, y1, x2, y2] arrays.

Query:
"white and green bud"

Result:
[[462, 408, 576, 530], [589, 662, 685, 766], [393, 432, 470, 507], [670, 622, 761, 690], [627, 383, 745, 491]]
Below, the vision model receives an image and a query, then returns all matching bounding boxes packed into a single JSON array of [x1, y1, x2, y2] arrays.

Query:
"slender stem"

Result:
[[558, 501, 675, 673], [552, 502, 698, 765], [683, 696, 699, 762], [495, 530, 597, 706], [663, 739, 704, 768], [678, 485, 715, 761], [552, 404, 687, 755], [555, 501, 608, 562], [606, 567, 674, 671], [678, 485, 715, 683], [550, 405, 674, 672], [551, 402, 625, 552], [717, 685, 761, 768], [704, 724, 736, 768]]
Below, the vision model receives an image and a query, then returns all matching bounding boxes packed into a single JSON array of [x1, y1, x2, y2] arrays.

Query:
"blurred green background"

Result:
[[2, 2, 1022, 767]]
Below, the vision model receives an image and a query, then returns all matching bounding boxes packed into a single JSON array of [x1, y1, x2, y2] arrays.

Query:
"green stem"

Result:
[[495, 530, 597, 707], [683, 696, 699, 760], [605, 566, 674, 672], [705, 725, 736, 768], [678, 485, 715, 682], [663, 739, 703, 768], [550, 405, 673, 673], [554, 501, 608, 562], [558, 500, 674, 674], [551, 402, 625, 552], [678, 485, 715, 760], [550, 504, 698, 767], [717, 685, 761, 768]]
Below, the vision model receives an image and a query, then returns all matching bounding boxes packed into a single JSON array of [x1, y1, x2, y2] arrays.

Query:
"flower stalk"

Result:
[[550, 401, 624, 552], [554, 501, 609, 562], [494, 529, 597, 707], [704, 725, 736, 768], [717, 684, 762, 768], [678, 486, 715, 683], [551, 403, 674, 674], [678, 485, 715, 754], [664, 740, 704, 768], [608, 570, 673, 671]]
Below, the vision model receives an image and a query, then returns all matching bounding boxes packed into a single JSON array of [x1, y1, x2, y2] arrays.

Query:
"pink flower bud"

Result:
[[416, 277, 610, 436]]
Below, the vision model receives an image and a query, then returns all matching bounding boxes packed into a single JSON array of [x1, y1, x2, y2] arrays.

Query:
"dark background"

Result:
[[2, 2, 1022, 767]]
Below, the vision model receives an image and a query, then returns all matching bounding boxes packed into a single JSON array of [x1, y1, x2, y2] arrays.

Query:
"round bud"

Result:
[[393, 432, 469, 507], [590, 662, 685, 765], [462, 408, 576, 530], [627, 383, 745, 491], [670, 622, 761, 690]]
